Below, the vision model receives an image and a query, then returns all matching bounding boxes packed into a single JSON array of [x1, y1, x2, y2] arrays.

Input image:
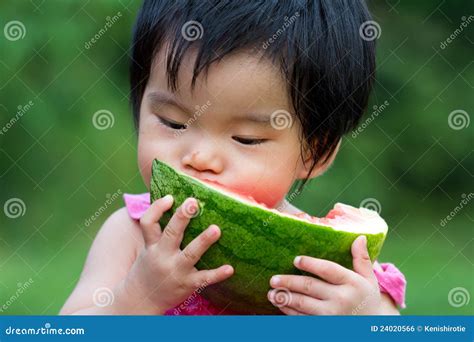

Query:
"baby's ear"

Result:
[[296, 139, 341, 180]]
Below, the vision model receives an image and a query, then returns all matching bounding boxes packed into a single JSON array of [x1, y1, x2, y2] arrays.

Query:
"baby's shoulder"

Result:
[[103, 206, 139, 227], [94, 207, 145, 252]]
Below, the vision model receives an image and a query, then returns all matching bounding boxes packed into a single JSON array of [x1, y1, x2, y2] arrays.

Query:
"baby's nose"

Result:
[[182, 150, 223, 174]]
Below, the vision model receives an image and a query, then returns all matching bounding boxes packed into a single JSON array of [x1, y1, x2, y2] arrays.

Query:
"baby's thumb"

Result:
[[351, 235, 376, 281]]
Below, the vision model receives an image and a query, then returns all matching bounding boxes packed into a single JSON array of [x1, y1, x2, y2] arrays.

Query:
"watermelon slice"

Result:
[[150, 159, 388, 314]]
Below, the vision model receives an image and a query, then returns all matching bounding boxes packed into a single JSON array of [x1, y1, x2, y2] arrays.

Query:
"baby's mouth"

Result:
[[184, 171, 266, 207], [181, 170, 226, 188], [194, 176, 268, 208], [197, 177, 228, 190], [192, 176, 241, 196]]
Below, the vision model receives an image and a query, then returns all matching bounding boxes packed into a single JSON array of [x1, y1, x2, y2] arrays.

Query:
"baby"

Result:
[[61, 0, 406, 315]]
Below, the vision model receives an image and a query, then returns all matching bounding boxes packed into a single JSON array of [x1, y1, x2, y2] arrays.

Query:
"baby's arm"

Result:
[[379, 292, 400, 315], [61, 196, 233, 315], [60, 207, 147, 314]]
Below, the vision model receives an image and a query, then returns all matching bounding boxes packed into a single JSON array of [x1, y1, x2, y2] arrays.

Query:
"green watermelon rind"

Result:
[[150, 159, 387, 314]]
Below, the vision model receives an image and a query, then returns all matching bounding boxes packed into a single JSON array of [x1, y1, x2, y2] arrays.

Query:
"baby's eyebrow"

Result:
[[147, 90, 279, 126], [235, 112, 273, 125], [147, 91, 191, 114]]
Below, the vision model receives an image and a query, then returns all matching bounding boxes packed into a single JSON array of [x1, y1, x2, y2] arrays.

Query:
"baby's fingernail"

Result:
[[294, 256, 301, 266], [360, 235, 367, 246], [207, 225, 219, 237], [223, 265, 233, 275], [163, 194, 173, 203], [271, 276, 280, 286]]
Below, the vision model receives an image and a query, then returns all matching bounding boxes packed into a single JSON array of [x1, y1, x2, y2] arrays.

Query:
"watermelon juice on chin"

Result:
[[150, 159, 388, 314]]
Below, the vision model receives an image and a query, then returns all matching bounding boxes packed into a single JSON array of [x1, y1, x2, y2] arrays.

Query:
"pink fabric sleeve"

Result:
[[123, 193, 151, 219], [123, 193, 407, 311], [373, 261, 407, 309]]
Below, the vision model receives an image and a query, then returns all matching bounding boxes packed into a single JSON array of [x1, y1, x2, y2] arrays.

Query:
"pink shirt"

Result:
[[124, 193, 407, 314]]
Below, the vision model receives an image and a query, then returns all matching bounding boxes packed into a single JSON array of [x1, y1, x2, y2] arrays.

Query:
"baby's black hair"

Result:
[[130, 0, 376, 192]]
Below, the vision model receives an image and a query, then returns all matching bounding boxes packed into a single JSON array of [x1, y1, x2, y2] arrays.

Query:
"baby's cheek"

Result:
[[137, 134, 185, 190], [259, 183, 291, 208], [137, 136, 167, 189], [137, 144, 153, 189]]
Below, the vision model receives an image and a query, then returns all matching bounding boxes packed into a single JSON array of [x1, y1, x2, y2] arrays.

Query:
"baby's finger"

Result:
[[294, 256, 353, 285], [188, 264, 234, 289], [160, 198, 198, 253], [278, 305, 305, 316], [139, 194, 173, 247], [351, 235, 377, 283], [180, 225, 221, 267], [269, 274, 332, 300], [268, 290, 322, 315]]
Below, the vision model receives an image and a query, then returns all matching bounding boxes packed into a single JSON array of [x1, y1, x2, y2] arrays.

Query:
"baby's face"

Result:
[[137, 49, 309, 208]]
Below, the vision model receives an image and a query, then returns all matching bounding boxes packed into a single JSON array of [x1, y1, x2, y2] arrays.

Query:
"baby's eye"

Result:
[[157, 116, 187, 130], [233, 136, 267, 145]]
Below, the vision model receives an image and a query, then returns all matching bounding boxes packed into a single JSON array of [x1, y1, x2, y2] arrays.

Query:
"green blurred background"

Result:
[[0, 1, 472, 315]]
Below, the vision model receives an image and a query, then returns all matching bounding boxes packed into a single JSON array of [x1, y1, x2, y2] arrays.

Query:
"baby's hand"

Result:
[[268, 235, 383, 315], [121, 195, 234, 314]]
